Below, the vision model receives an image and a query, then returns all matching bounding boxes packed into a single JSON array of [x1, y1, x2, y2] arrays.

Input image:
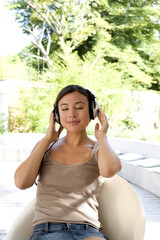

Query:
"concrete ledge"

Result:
[[108, 137, 160, 197], [0, 146, 31, 162], [108, 137, 160, 159], [118, 161, 160, 197], [0, 133, 45, 162]]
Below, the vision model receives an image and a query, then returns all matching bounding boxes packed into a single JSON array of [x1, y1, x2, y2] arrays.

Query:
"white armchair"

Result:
[[6, 175, 145, 240]]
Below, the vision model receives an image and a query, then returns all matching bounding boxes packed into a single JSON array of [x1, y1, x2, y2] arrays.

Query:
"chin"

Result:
[[64, 125, 87, 133]]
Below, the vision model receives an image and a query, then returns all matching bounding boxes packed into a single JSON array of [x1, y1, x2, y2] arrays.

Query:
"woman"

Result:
[[14, 84, 122, 240]]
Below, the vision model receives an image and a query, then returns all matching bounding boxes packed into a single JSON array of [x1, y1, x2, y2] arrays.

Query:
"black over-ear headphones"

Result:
[[53, 89, 99, 125]]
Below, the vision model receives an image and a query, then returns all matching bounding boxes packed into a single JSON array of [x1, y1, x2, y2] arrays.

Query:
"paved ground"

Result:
[[0, 161, 160, 240]]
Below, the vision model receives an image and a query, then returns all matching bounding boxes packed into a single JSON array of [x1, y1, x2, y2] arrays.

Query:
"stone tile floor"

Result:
[[0, 161, 160, 240]]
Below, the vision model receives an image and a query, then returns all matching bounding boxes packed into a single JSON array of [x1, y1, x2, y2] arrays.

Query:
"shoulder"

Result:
[[88, 137, 98, 149], [87, 136, 96, 146], [49, 137, 65, 154]]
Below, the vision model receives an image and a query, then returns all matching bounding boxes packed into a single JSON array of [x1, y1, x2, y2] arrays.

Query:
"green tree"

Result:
[[99, 0, 160, 89], [8, 0, 106, 66], [8, 0, 160, 89]]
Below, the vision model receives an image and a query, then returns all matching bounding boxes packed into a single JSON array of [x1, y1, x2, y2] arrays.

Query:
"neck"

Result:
[[64, 130, 88, 147]]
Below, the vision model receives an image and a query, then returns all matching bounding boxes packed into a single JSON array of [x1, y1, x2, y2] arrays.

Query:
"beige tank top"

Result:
[[33, 141, 105, 229]]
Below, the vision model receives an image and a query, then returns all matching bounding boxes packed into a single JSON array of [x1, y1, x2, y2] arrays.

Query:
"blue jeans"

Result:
[[30, 223, 109, 240]]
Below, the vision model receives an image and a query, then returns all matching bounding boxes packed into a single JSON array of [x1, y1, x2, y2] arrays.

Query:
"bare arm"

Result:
[[14, 112, 63, 189], [95, 109, 122, 178]]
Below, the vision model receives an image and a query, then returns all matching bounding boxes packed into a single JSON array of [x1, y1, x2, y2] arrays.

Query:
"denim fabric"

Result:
[[30, 223, 108, 240]]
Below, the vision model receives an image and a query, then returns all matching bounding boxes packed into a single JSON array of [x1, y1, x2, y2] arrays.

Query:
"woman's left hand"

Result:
[[95, 108, 109, 140]]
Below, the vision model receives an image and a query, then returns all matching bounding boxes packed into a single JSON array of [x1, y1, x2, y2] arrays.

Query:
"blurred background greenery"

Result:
[[0, 0, 160, 142]]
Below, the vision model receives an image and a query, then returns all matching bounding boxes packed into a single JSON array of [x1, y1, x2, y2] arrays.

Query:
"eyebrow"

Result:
[[59, 102, 85, 107]]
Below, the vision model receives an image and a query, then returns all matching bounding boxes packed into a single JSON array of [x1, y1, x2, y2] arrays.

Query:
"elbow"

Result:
[[99, 168, 116, 178], [15, 181, 33, 190], [14, 174, 33, 190], [15, 180, 26, 190], [100, 160, 122, 178], [14, 177, 26, 190]]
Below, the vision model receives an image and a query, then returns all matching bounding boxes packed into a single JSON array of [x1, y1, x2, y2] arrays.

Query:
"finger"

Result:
[[50, 111, 55, 124], [98, 110, 107, 125], [48, 112, 56, 133], [95, 123, 100, 132], [98, 113, 109, 133], [98, 108, 106, 118]]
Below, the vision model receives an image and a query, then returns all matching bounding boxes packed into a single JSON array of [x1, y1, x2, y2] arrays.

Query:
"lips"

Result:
[[68, 121, 80, 125]]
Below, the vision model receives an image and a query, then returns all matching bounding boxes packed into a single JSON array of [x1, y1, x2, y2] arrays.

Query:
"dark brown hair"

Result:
[[54, 84, 92, 108]]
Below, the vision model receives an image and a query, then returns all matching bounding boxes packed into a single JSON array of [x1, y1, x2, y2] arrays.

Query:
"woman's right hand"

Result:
[[45, 111, 63, 143]]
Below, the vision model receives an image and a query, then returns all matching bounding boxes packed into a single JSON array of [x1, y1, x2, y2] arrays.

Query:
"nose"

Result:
[[69, 108, 76, 118]]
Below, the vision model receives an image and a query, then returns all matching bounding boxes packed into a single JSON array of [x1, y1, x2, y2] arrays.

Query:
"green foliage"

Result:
[[3, 0, 160, 143], [0, 113, 6, 134], [9, 81, 60, 132], [0, 54, 37, 81]]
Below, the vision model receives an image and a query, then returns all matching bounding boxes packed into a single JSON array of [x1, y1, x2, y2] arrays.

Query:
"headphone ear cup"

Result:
[[92, 99, 99, 119], [90, 99, 99, 120], [53, 107, 60, 124]]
